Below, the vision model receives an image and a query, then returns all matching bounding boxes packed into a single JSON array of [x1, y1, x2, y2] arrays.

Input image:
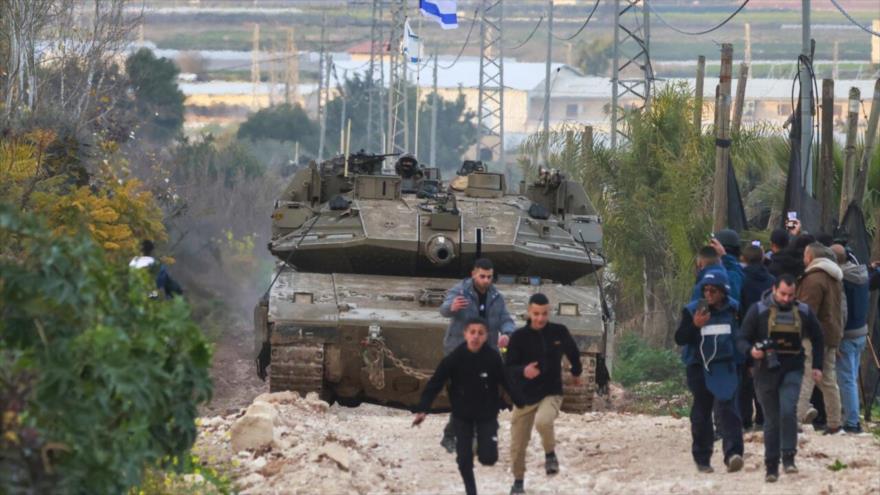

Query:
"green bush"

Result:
[[613, 333, 684, 387], [0, 205, 212, 493]]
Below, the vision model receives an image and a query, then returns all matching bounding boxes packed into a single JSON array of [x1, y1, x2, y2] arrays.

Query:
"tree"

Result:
[[575, 37, 614, 76], [126, 48, 186, 142], [0, 205, 212, 493], [237, 103, 319, 149], [324, 74, 477, 169]]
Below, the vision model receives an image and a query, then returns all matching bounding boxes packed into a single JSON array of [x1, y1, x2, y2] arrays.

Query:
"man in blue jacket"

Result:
[[738, 243, 776, 430], [674, 270, 744, 474], [833, 244, 870, 433], [438, 257, 516, 452], [712, 229, 744, 304]]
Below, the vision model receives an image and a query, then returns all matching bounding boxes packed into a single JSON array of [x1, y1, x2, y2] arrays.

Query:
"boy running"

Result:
[[413, 317, 522, 495]]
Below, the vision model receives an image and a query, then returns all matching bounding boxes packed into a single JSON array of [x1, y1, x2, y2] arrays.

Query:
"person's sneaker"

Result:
[[726, 455, 744, 473], [802, 407, 818, 424], [545, 452, 559, 475], [510, 479, 525, 495], [696, 464, 714, 474], [782, 453, 798, 474], [765, 464, 779, 483], [822, 426, 842, 436], [440, 433, 456, 454], [843, 424, 864, 434]]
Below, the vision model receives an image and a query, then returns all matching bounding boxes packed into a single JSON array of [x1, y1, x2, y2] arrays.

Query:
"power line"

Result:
[[551, 0, 600, 41], [507, 15, 544, 50], [438, 9, 480, 70], [646, 0, 750, 36], [828, 0, 880, 37]]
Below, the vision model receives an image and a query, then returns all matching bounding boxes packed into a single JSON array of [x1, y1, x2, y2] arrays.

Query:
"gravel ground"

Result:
[[196, 391, 880, 495]]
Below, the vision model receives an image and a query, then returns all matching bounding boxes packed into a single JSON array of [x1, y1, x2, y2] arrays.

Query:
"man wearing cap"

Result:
[[710, 229, 744, 305], [675, 270, 745, 474]]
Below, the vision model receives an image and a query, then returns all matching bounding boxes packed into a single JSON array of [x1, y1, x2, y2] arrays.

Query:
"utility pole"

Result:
[[430, 46, 439, 167], [542, 0, 554, 165], [744, 23, 751, 65], [832, 41, 840, 80], [731, 63, 749, 134], [799, 0, 814, 194], [476, 0, 505, 169], [251, 23, 260, 108], [414, 15, 423, 160], [712, 44, 733, 232], [819, 79, 835, 233], [367, 0, 380, 152], [284, 28, 299, 105], [839, 87, 860, 221], [317, 13, 327, 161], [610, 0, 651, 148], [268, 41, 278, 106], [694, 55, 706, 130], [853, 79, 880, 207], [319, 55, 332, 162], [387, 0, 407, 156]]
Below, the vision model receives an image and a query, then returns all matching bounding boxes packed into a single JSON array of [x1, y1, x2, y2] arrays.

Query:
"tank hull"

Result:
[[257, 269, 609, 411]]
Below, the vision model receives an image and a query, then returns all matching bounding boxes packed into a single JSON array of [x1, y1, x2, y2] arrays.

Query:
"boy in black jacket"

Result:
[[505, 293, 582, 495], [413, 317, 520, 495]]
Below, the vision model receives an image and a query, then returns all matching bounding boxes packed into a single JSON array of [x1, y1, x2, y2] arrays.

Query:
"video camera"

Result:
[[754, 339, 781, 370]]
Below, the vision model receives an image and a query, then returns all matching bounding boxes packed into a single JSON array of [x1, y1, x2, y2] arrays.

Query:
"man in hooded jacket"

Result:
[[795, 243, 844, 434], [675, 270, 745, 474], [738, 244, 776, 430], [832, 244, 870, 433]]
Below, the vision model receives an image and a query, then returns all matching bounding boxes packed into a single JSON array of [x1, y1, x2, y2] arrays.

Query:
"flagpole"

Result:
[[414, 14, 422, 160]]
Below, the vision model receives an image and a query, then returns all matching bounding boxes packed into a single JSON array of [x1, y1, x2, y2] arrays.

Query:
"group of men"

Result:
[[413, 258, 583, 495], [676, 223, 878, 483]]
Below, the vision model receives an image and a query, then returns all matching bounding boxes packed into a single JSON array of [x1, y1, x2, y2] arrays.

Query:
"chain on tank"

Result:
[[363, 338, 431, 389]]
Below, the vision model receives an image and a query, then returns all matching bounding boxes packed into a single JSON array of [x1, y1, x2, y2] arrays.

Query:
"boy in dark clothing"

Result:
[[737, 275, 824, 481], [413, 317, 521, 495], [505, 293, 582, 495], [674, 270, 744, 474], [739, 244, 776, 429]]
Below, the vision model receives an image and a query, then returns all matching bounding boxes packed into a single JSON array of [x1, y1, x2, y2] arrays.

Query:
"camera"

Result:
[[754, 339, 780, 370], [785, 211, 798, 231]]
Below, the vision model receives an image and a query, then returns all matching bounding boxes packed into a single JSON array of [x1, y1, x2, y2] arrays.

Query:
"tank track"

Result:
[[269, 339, 325, 396], [561, 352, 597, 414]]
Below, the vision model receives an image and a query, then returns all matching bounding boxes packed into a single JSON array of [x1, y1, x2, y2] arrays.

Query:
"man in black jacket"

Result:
[[737, 274, 824, 482], [505, 293, 582, 495], [413, 317, 521, 495], [739, 244, 776, 430]]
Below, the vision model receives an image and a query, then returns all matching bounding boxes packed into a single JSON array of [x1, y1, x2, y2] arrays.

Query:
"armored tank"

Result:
[[254, 151, 612, 412]]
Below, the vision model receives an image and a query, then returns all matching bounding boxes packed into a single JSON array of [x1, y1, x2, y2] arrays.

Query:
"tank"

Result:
[[254, 152, 613, 413]]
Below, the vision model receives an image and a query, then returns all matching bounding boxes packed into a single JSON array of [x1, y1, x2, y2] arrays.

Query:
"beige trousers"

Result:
[[509, 395, 563, 479], [797, 339, 841, 429]]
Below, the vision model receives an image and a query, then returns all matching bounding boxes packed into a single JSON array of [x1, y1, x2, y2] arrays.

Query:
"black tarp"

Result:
[[781, 103, 822, 234], [835, 202, 872, 264], [726, 157, 748, 233]]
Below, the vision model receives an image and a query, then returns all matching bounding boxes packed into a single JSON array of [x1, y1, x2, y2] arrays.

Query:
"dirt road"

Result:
[[196, 391, 880, 495]]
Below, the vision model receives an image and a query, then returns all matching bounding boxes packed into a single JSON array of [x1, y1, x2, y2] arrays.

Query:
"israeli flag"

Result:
[[403, 19, 421, 63], [420, 0, 458, 30]]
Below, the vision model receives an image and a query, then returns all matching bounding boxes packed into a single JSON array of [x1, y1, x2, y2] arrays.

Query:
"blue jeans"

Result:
[[837, 336, 867, 428]]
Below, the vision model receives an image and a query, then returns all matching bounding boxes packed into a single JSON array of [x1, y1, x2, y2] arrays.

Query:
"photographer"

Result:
[[737, 275, 824, 482], [674, 271, 744, 475]]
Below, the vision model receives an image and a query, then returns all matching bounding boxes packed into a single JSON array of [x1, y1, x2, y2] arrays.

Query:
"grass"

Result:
[[613, 333, 690, 417]]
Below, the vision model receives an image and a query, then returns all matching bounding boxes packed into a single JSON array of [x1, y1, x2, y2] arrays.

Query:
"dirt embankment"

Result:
[[196, 390, 880, 495]]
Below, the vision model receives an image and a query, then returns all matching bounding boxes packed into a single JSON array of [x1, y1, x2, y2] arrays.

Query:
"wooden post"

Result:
[[839, 87, 860, 222], [731, 62, 749, 134], [582, 125, 593, 170], [694, 55, 706, 130], [712, 44, 733, 232], [819, 79, 835, 233], [853, 79, 880, 207]]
